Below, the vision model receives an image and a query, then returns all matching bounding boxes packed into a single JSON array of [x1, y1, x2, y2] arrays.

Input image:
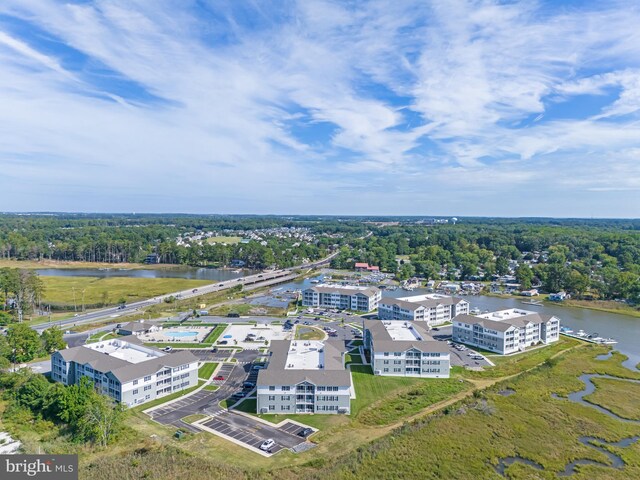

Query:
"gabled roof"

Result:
[[257, 339, 351, 387], [363, 320, 450, 353], [453, 313, 557, 332], [55, 341, 198, 384], [379, 295, 465, 310], [119, 321, 159, 332]]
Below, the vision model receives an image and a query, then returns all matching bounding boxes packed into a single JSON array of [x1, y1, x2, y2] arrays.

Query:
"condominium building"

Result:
[[452, 308, 561, 355], [302, 284, 381, 312], [256, 339, 353, 414], [51, 337, 199, 407], [378, 294, 469, 326], [363, 320, 450, 378]]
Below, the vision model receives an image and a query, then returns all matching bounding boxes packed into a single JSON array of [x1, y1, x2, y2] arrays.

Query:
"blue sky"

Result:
[[0, 0, 639, 217]]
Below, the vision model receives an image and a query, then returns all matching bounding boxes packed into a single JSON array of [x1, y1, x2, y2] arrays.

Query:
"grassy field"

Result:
[[584, 376, 640, 420], [207, 302, 287, 317], [206, 236, 243, 244], [295, 325, 325, 340], [68, 343, 640, 480], [198, 362, 218, 380], [8, 327, 640, 480], [0, 259, 179, 270], [41, 276, 211, 308], [86, 332, 118, 344]]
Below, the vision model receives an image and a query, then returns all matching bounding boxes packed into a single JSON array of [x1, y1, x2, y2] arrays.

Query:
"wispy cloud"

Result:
[[0, 0, 639, 216]]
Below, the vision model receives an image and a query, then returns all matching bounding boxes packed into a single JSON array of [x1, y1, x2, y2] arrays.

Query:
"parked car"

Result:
[[192, 289, 198, 293], [163, 346, 173, 352], [213, 375, 225, 381], [227, 312, 240, 318], [219, 340, 228, 345], [218, 283, 224, 287], [243, 381, 255, 389], [252, 364, 265, 370], [211, 347, 218, 353], [297, 428, 313, 438], [260, 439, 275, 451]]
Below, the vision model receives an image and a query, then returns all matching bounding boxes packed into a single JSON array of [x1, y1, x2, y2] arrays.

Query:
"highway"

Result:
[[32, 250, 338, 333]]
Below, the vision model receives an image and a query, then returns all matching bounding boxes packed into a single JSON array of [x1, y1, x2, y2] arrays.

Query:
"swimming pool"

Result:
[[165, 331, 198, 339]]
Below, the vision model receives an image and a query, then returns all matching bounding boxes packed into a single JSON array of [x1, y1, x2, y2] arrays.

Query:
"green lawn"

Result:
[[295, 326, 325, 340], [182, 414, 208, 424], [465, 336, 580, 379], [41, 276, 211, 308], [203, 385, 219, 392], [345, 353, 362, 365], [198, 362, 218, 380], [350, 365, 471, 423], [203, 325, 226, 344], [86, 332, 118, 344]]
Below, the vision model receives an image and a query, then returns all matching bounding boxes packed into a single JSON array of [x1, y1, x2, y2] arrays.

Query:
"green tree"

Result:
[[15, 373, 51, 411], [396, 263, 416, 281], [495, 257, 510, 276], [515, 265, 534, 290], [41, 326, 66, 354], [6, 323, 41, 363], [80, 394, 126, 446]]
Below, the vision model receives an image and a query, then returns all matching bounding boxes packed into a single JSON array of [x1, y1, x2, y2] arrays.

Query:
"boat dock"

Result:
[[560, 330, 617, 345]]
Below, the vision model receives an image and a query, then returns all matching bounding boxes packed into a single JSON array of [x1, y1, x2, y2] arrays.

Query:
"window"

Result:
[[383, 352, 389, 357], [394, 352, 401, 357], [133, 389, 139, 395], [269, 405, 275, 411], [145, 394, 151, 400], [268, 395, 275, 401], [133, 380, 139, 385], [144, 375, 152, 382], [144, 385, 152, 391], [383, 360, 389, 365], [269, 386, 275, 391], [282, 386, 290, 391], [383, 368, 389, 372]]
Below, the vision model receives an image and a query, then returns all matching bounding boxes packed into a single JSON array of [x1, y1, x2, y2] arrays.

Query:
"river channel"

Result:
[[36, 266, 257, 282]]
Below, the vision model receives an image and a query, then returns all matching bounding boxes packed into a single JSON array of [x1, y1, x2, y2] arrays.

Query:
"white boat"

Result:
[[599, 338, 618, 345], [470, 307, 481, 315], [310, 279, 320, 284], [560, 327, 574, 334], [576, 330, 587, 337]]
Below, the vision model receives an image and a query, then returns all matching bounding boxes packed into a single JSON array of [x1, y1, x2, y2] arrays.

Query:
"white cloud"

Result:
[[0, 0, 639, 215]]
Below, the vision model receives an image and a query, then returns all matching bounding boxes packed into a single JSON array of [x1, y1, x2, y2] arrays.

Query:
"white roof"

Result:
[[382, 322, 425, 341], [285, 340, 325, 370], [476, 308, 537, 321], [84, 339, 165, 364]]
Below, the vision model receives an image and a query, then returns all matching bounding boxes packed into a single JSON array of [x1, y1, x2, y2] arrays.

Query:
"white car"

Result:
[[260, 439, 275, 451]]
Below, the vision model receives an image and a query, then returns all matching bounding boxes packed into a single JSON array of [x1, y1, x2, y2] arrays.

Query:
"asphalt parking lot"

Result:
[[430, 325, 492, 368], [199, 414, 308, 455]]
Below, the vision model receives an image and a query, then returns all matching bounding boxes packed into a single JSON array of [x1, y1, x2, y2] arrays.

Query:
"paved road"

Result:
[[32, 270, 298, 333]]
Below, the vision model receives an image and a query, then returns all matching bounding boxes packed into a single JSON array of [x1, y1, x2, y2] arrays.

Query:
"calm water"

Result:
[[278, 276, 640, 367], [385, 289, 640, 368], [36, 266, 257, 281]]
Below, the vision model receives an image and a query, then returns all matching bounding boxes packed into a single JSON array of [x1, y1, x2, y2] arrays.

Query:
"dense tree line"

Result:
[[332, 223, 640, 303], [0, 370, 125, 446], [0, 214, 346, 267], [0, 268, 45, 322]]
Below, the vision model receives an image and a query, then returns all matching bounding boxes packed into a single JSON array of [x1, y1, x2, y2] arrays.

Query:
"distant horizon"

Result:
[[1, 211, 638, 221]]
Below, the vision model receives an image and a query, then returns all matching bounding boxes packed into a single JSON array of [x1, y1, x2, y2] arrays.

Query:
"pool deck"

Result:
[[140, 326, 214, 343]]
